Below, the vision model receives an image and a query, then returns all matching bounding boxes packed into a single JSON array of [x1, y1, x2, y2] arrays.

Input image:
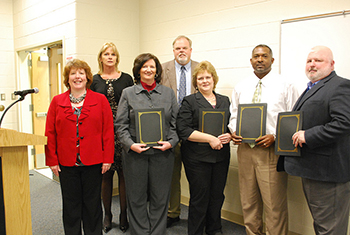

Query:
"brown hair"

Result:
[[172, 35, 192, 48], [63, 59, 93, 89], [132, 53, 162, 84], [192, 61, 219, 90]]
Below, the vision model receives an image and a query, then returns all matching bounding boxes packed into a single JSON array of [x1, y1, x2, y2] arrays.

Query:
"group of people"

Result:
[[44, 35, 350, 235]]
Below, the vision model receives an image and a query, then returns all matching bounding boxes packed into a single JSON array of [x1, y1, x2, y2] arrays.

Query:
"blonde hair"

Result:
[[97, 42, 120, 74], [192, 61, 219, 90]]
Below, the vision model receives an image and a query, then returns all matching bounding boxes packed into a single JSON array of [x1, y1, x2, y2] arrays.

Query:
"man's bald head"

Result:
[[305, 46, 335, 83]]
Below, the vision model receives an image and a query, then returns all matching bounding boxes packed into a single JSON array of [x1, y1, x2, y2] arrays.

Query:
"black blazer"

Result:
[[177, 92, 230, 163], [283, 71, 350, 182]]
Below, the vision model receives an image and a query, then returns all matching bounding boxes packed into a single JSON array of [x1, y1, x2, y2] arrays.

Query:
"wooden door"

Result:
[[31, 52, 50, 169], [48, 46, 64, 97]]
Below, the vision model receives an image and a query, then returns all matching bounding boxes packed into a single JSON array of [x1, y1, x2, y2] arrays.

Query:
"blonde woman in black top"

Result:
[[90, 42, 133, 233]]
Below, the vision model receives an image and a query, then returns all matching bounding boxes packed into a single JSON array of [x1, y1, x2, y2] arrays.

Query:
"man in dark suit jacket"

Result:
[[283, 46, 350, 234], [160, 35, 198, 228]]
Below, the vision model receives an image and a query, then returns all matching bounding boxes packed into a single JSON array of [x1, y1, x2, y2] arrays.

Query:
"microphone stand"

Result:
[[0, 96, 25, 128]]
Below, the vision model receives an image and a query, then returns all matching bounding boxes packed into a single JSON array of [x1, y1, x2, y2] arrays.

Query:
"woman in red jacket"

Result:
[[45, 59, 114, 235]]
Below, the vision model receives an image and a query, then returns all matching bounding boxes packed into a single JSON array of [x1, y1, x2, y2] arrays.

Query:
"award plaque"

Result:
[[199, 109, 227, 137], [275, 111, 303, 156], [135, 108, 165, 146], [236, 103, 267, 143]]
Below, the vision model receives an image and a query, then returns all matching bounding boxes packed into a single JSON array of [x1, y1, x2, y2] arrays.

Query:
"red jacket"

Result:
[[45, 89, 114, 167]]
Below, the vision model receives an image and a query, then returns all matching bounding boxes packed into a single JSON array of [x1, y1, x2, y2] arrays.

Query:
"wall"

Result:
[[5, 0, 139, 131], [0, 0, 17, 130], [1, 0, 350, 234], [137, 0, 350, 234], [12, 0, 139, 75], [74, 0, 139, 75]]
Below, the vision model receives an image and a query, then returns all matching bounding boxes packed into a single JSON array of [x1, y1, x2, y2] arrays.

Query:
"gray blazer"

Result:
[[115, 83, 179, 154], [283, 71, 350, 182], [161, 59, 199, 99]]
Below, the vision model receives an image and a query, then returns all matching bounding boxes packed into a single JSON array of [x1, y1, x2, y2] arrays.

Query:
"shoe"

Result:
[[166, 216, 180, 228], [119, 215, 129, 233], [103, 213, 112, 233], [119, 223, 129, 233], [103, 225, 112, 233]]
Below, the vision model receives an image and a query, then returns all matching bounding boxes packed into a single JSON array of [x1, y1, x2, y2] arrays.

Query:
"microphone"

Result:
[[14, 88, 39, 97], [0, 88, 39, 127]]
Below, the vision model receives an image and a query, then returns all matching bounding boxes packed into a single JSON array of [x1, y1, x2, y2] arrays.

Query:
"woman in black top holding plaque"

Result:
[[90, 42, 134, 233], [176, 61, 231, 235], [115, 53, 179, 235]]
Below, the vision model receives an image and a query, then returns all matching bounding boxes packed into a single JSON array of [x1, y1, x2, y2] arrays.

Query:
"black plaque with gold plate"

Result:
[[236, 103, 267, 143], [199, 109, 227, 137], [135, 108, 165, 147], [275, 111, 303, 156]]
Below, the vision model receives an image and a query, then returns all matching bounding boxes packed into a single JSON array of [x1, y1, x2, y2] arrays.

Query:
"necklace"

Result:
[[204, 94, 216, 101], [70, 92, 86, 104], [105, 78, 118, 84]]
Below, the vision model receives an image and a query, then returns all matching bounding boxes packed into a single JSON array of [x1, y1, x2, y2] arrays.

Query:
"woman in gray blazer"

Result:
[[115, 53, 179, 235]]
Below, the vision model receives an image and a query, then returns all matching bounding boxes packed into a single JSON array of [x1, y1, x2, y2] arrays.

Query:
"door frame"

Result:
[[15, 39, 65, 170]]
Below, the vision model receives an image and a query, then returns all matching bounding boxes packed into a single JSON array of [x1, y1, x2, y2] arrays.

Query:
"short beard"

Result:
[[177, 55, 188, 65]]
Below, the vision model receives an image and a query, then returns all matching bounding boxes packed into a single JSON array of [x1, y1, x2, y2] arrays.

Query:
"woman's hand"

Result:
[[208, 136, 223, 150], [50, 165, 61, 177], [231, 132, 243, 145], [130, 143, 150, 153], [218, 133, 232, 145], [101, 163, 111, 174], [153, 141, 172, 151]]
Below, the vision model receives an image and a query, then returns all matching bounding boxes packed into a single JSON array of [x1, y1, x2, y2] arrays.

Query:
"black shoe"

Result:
[[119, 222, 129, 233], [119, 215, 129, 233], [166, 216, 180, 228], [103, 225, 112, 233]]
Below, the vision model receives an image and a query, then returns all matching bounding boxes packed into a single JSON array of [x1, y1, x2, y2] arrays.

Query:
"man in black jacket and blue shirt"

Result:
[[282, 45, 350, 234]]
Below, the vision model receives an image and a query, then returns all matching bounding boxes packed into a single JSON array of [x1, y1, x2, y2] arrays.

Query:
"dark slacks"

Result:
[[302, 178, 350, 235], [59, 164, 103, 235], [123, 150, 174, 235], [183, 156, 230, 235]]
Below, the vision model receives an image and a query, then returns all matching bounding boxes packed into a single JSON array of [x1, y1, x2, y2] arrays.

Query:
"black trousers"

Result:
[[59, 164, 103, 235], [183, 157, 230, 235]]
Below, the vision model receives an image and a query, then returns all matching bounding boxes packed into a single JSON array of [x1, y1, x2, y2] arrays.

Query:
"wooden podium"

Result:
[[0, 128, 47, 235]]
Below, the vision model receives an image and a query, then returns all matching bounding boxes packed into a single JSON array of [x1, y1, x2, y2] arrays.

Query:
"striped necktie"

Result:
[[178, 66, 186, 106]]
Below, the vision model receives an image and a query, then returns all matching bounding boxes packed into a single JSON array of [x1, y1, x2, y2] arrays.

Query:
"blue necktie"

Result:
[[178, 66, 186, 106]]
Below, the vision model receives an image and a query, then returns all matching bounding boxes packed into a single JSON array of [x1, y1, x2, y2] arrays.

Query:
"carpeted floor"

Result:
[[30, 170, 245, 235]]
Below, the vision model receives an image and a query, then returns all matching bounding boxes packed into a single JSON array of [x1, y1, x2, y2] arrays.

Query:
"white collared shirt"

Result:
[[175, 60, 192, 97], [228, 72, 300, 135]]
